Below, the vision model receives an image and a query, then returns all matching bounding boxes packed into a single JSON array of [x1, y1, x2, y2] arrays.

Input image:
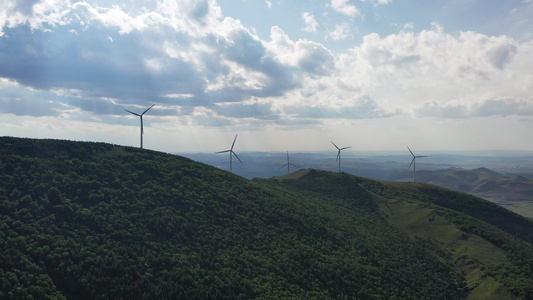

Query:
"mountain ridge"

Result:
[[1, 137, 533, 299], [418, 167, 533, 218]]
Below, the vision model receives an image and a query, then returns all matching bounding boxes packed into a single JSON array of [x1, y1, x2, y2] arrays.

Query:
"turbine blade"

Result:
[[215, 150, 230, 154], [289, 163, 298, 168], [408, 157, 415, 169], [232, 151, 243, 164], [331, 141, 340, 150], [340, 146, 351, 150], [336, 150, 340, 162], [141, 104, 155, 115], [280, 163, 288, 169], [417, 155, 428, 158], [407, 146, 415, 157], [125, 109, 140, 116], [231, 134, 238, 150]]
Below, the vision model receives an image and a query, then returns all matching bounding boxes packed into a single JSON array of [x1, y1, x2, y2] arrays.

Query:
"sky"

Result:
[[1, 0, 532, 153]]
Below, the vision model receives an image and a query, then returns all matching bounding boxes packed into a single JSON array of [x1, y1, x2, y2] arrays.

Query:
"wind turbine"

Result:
[[216, 134, 242, 173], [407, 146, 428, 182], [125, 104, 155, 149], [331, 141, 351, 173], [280, 151, 298, 174]]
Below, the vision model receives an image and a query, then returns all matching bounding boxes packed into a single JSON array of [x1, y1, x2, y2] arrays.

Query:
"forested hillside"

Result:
[[1, 137, 532, 299]]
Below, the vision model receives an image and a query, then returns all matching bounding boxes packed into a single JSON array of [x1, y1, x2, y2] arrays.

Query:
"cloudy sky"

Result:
[[1, 0, 532, 153]]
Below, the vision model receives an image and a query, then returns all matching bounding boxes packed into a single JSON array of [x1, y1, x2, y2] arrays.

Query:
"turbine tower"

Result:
[[125, 104, 155, 149], [216, 134, 242, 173], [280, 151, 298, 174], [407, 146, 428, 182], [331, 141, 351, 173]]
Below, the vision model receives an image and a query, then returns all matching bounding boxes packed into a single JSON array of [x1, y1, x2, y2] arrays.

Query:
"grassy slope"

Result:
[[373, 190, 512, 299], [366, 180, 533, 299], [264, 170, 533, 299], [1, 138, 533, 299]]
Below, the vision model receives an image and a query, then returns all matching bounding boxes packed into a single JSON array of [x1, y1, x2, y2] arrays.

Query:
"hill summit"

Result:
[[1, 137, 533, 299]]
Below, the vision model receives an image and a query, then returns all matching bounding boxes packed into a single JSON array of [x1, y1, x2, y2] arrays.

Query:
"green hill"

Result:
[[422, 167, 533, 218], [1, 137, 533, 299]]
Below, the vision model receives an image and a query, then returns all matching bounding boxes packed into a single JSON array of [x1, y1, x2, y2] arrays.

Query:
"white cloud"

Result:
[[0, 0, 70, 36], [329, 23, 350, 41], [331, 0, 360, 18], [403, 22, 414, 30], [283, 95, 399, 119], [413, 97, 533, 118], [361, 0, 393, 6], [0, 0, 306, 115], [67, 1, 221, 37], [0, 0, 213, 38], [205, 59, 268, 91], [1, 0, 533, 152], [267, 26, 335, 76], [345, 28, 523, 86], [332, 26, 533, 122], [156, 0, 223, 37], [301, 12, 318, 32]]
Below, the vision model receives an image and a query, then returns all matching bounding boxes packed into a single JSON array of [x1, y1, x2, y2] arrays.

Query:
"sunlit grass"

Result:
[[379, 198, 512, 299]]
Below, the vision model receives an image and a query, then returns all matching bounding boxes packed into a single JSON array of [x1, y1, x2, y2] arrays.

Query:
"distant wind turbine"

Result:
[[407, 146, 428, 182], [331, 141, 351, 173], [125, 104, 155, 149], [280, 151, 298, 174], [216, 134, 242, 173]]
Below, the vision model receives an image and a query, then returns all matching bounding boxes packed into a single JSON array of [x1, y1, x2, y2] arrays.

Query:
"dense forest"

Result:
[[1, 137, 532, 299]]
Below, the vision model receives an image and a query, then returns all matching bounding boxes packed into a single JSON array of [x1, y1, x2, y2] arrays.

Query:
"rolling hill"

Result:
[[1, 137, 533, 299], [180, 152, 533, 219], [414, 167, 533, 219]]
